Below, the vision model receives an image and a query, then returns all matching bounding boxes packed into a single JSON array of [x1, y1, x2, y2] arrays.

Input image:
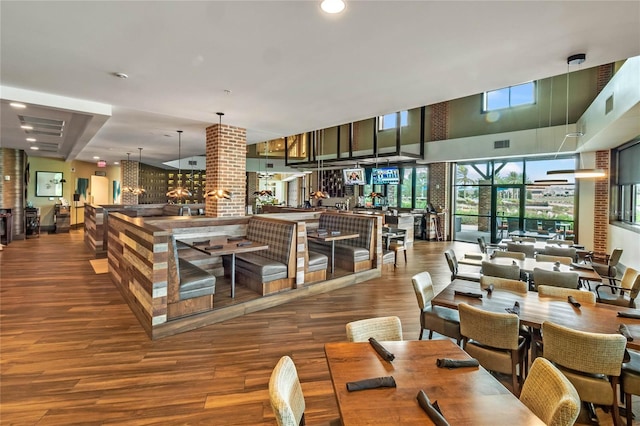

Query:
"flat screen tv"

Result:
[[372, 167, 400, 185], [343, 168, 366, 185]]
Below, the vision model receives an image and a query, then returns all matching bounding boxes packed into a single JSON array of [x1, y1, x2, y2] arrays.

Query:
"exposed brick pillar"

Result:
[[430, 102, 449, 141], [205, 122, 246, 217], [121, 159, 139, 205], [592, 150, 610, 255], [596, 63, 614, 95], [247, 172, 258, 214]]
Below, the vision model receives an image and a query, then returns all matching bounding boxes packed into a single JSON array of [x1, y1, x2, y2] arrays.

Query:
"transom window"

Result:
[[483, 82, 535, 112], [378, 110, 408, 131]]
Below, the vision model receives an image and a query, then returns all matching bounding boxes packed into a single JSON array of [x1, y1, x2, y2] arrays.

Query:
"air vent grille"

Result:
[[19, 115, 64, 137], [494, 140, 510, 149], [32, 142, 59, 152]]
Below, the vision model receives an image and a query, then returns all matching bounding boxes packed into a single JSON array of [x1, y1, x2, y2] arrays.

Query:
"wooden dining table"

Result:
[[432, 279, 640, 350], [324, 340, 545, 425], [178, 237, 268, 298], [458, 255, 602, 282]]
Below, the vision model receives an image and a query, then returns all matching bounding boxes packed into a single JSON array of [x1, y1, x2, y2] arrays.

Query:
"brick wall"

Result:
[[596, 63, 614, 94], [121, 159, 139, 205], [428, 102, 451, 239], [592, 150, 610, 255], [205, 123, 247, 217], [430, 102, 449, 141]]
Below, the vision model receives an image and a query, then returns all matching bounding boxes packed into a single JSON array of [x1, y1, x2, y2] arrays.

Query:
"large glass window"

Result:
[[615, 140, 640, 226], [415, 167, 428, 209], [379, 111, 409, 131], [483, 82, 535, 112], [400, 168, 413, 208]]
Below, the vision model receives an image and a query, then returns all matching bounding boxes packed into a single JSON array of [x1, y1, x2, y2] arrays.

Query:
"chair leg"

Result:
[[611, 377, 622, 426], [403, 250, 407, 264], [428, 330, 434, 340], [419, 328, 425, 340], [626, 391, 633, 426]]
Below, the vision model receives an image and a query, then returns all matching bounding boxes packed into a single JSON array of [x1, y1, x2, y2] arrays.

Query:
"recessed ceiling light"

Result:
[[320, 0, 345, 14], [21, 125, 33, 130], [93, 156, 100, 159], [113, 72, 128, 79], [30, 146, 39, 150], [26, 137, 36, 142], [114, 162, 120, 165], [10, 102, 26, 109]]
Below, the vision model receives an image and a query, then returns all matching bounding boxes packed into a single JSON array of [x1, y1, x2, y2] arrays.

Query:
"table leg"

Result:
[[331, 240, 335, 275], [231, 253, 236, 298]]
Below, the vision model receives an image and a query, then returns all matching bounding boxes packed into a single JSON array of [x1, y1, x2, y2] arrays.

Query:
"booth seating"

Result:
[[162, 204, 193, 216], [308, 213, 375, 272], [306, 251, 329, 282], [167, 235, 216, 319], [226, 217, 297, 296]]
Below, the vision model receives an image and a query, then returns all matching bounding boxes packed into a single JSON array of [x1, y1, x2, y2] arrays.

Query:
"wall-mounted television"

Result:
[[343, 168, 366, 185], [372, 167, 400, 185]]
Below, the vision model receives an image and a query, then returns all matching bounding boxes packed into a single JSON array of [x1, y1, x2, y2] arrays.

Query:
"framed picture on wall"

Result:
[[36, 171, 64, 197]]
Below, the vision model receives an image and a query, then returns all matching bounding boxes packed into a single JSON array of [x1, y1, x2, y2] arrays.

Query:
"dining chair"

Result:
[[532, 267, 579, 290], [269, 356, 306, 426], [346, 316, 403, 342], [494, 250, 526, 261], [546, 239, 574, 246], [587, 248, 623, 284], [458, 303, 528, 395], [595, 267, 640, 308], [444, 249, 481, 282], [542, 321, 627, 426], [544, 246, 577, 262], [411, 272, 461, 344], [621, 350, 640, 426], [537, 285, 596, 305], [506, 242, 535, 258], [513, 236, 536, 243], [535, 254, 573, 265], [477, 236, 501, 254], [480, 275, 527, 294], [481, 260, 521, 280], [519, 357, 580, 426]]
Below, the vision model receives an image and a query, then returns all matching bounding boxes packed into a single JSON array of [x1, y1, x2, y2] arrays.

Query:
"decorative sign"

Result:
[[97, 160, 107, 168]]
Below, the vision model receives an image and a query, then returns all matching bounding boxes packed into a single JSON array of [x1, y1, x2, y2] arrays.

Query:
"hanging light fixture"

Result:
[[320, 0, 345, 14], [166, 130, 192, 199], [205, 112, 232, 200], [545, 54, 606, 180], [123, 149, 146, 195], [310, 130, 329, 199], [255, 142, 274, 197]]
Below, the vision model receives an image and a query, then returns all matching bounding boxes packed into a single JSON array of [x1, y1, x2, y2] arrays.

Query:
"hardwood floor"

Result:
[[0, 231, 635, 425]]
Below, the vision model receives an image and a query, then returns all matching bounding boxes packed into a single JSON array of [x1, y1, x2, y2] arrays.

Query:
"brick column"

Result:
[[205, 122, 246, 217], [592, 150, 610, 255], [428, 102, 451, 239], [430, 102, 449, 141], [121, 159, 139, 205], [596, 64, 614, 95]]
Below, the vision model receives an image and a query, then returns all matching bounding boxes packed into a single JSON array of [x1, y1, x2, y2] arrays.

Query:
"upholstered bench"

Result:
[[224, 217, 296, 296], [167, 235, 216, 319], [306, 250, 329, 282], [308, 213, 375, 272]]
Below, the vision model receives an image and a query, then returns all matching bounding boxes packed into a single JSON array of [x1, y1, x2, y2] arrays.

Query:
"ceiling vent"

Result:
[[494, 139, 510, 149], [19, 115, 64, 137], [32, 142, 59, 152]]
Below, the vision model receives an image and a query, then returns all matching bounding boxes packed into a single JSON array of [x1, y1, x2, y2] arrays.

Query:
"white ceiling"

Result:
[[1, 1, 639, 169]]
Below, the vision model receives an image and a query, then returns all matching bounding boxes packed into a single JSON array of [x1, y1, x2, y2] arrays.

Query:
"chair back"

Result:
[[411, 272, 435, 310], [533, 267, 579, 289], [547, 239, 573, 246], [609, 248, 623, 266], [513, 236, 536, 243], [480, 276, 527, 294], [544, 246, 577, 261], [459, 303, 520, 350], [269, 356, 305, 426], [542, 321, 626, 376], [481, 260, 521, 280], [494, 250, 526, 261], [477, 237, 487, 254], [537, 285, 596, 305], [520, 358, 580, 426], [619, 267, 640, 291], [536, 254, 572, 265], [444, 249, 458, 277], [506, 242, 535, 258], [346, 316, 403, 342]]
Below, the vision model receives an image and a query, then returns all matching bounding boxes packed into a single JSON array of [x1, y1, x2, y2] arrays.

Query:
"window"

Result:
[[483, 82, 535, 112], [615, 140, 640, 225], [378, 111, 408, 131]]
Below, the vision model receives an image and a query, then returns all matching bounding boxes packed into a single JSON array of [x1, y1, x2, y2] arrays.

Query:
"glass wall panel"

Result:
[[400, 168, 413, 208], [415, 167, 428, 209], [494, 160, 524, 184]]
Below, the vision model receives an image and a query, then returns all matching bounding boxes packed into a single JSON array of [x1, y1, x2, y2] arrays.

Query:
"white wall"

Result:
[[609, 225, 640, 271]]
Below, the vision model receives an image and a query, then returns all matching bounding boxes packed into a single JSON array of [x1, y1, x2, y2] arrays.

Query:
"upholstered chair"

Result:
[[596, 267, 640, 308], [544, 246, 577, 262], [269, 356, 306, 426], [520, 357, 581, 426], [494, 250, 526, 261], [506, 242, 535, 258], [459, 303, 528, 395], [411, 272, 461, 344], [481, 260, 521, 281], [444, 249, 481, 282], [621, 350, 640, 426], [536, 254, 573, 265], [587, 248, 623, 284], [542, 321, 627, 426], [532, 267, 579, 290], [480, 275, 527, 294], [537, 285, 596, 305]]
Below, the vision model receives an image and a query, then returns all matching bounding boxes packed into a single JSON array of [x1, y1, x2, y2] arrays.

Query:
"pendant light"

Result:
[[310, 130, 329, 200], [254, 143, 274, 197], [546, 54, 606, 180], [123, 149, 146, 195], [166, 130, 192, 199], [205, 112, 232, 200]]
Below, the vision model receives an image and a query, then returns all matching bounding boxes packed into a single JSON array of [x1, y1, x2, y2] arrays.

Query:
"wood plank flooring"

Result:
[[0, 230, 635, 425]]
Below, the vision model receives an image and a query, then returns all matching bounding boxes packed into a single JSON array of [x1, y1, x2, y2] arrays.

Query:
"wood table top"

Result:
[[178, 238, 268, 256], [307, 232, 359, 242], [432, 279, 640, 350], [325, 340, 544, 425]]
